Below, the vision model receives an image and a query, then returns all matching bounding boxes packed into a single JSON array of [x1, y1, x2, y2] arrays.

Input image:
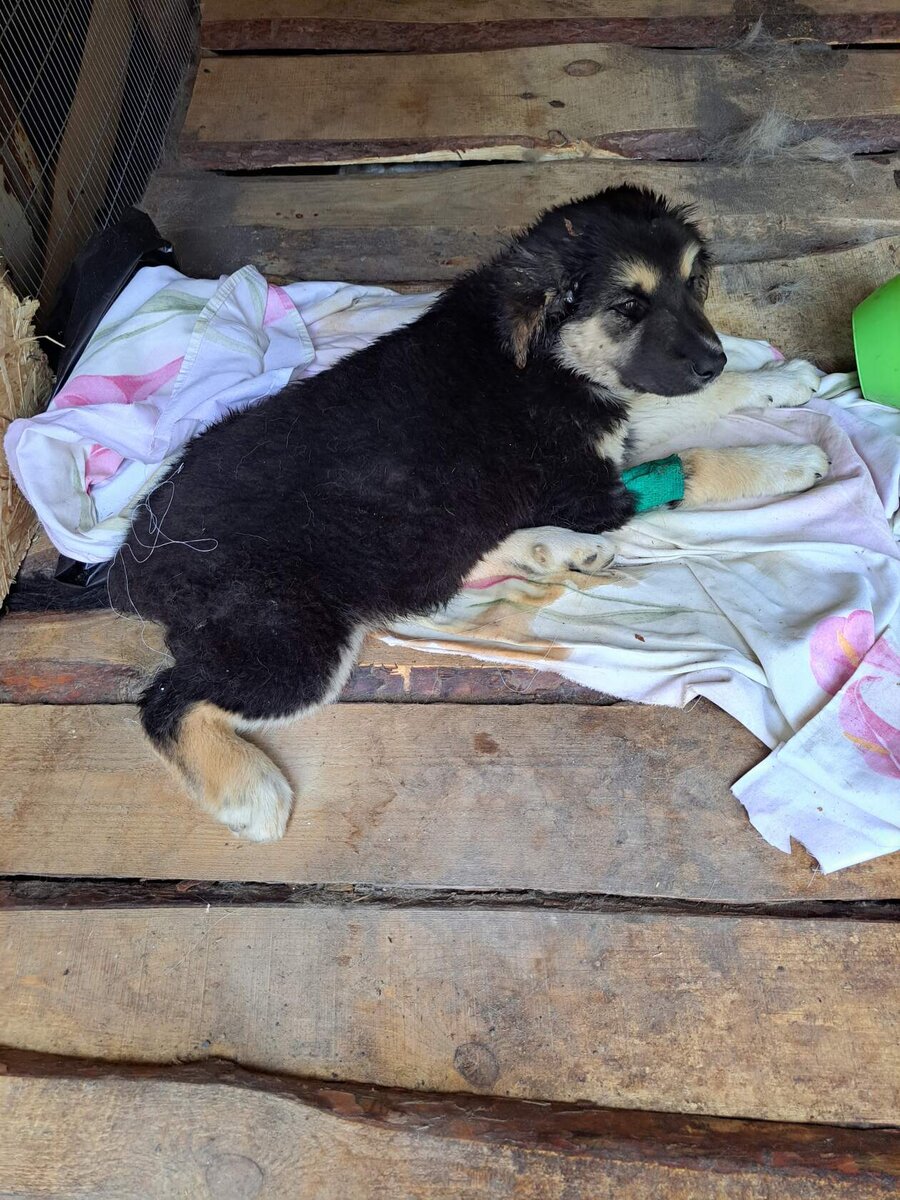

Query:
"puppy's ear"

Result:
[[501, 284, 559, 369], [494, 234, 571, 362]]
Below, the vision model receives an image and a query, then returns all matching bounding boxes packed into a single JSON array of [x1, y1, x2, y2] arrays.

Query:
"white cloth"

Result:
[[4, 265, 436, 562], [387, 370, 900, 872]]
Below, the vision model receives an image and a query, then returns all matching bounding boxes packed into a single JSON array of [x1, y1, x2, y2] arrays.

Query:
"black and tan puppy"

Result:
[[110, 186, 825, 839]]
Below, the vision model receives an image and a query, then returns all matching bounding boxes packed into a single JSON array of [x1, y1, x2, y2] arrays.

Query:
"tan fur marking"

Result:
[[173, 702, 243, 798], [679, 242, 702, 280], [167, 701, 293, 841], [614, 258, 660, 294], [510, 288, 556, 368], [510, 317, 536, 369], [594, 421, 629, 466], [557, 314, 630, 390], [681, 445, 828, 506]]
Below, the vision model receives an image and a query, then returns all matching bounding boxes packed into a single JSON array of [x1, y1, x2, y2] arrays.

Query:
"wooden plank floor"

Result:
[[144, 157, 900, 283], [4, 1056, 898, 1200], [200, 0, 900, 52], [2, 908, 898, 1123], [181, 44, 900, 168], [2, 4, 899, 1196]]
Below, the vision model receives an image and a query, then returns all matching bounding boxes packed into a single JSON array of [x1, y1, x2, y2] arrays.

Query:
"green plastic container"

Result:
[[852, 274, 900, 408]]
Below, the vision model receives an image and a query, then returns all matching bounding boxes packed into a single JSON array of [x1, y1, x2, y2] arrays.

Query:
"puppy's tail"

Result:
[[5, 573, 112, 614], [140, 668, 293, 842]]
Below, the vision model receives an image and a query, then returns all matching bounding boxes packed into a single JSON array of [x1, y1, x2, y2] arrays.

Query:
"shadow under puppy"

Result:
[[110, 186, 826, 840]]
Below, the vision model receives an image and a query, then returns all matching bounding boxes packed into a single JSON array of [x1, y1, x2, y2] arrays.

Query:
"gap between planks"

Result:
[[1, 1051, 898, 1199], [199, 0, 900, 52], [3, 875, 900, 921]]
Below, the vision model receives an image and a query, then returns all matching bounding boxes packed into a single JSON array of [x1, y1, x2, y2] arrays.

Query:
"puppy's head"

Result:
[[493, 186, 725, 397]]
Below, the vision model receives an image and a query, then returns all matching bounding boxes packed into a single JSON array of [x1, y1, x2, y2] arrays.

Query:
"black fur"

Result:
[[108, 186, 721, 748]]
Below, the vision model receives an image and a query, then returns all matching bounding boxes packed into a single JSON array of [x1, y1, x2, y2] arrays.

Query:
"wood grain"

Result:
[[0, 609, 609, 705], [2, 699, 900, 899], [706, 236, 900, 370], [201, 0, 900, 51], [180, 45, 900, 169], [3, 535, 610, 704], [142, 157, 900, 283], [1, 906, 898, 1123], [2, 1056, 898, 1199]]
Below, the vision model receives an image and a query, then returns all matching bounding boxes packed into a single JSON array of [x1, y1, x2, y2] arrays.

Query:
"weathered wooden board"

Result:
[[0, 609, 607, 705], [2, 534, 609, 704], [201, 0, 900, 52], [2, 1058, 898, 1199], [3, 700, 900, 899], [143, 157, 900, 283], [2, 907, 898, 1123], [180, 45, 900, 168], [706, 237, 900, 369]]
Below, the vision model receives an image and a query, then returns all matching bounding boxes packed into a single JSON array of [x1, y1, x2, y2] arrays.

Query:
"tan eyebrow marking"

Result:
[[679, 242, 702, 280], [614, 258, 660, 294]]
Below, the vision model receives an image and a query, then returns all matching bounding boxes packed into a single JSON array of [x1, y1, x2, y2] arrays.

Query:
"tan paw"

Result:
[[681, 443, 829, 506], [775, 443, 830, 492], [217, 770, 293, 842], [741, 443, 830, 496], [750, 359, 821, 409]]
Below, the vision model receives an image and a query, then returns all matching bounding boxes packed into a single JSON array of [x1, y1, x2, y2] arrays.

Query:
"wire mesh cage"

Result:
[[1, 0, 197, 311]]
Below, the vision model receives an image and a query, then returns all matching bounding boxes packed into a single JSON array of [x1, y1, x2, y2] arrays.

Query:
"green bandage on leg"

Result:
[[621, 454, 685, 513]]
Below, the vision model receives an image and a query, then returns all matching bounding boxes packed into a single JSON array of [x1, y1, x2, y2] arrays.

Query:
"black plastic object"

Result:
[[54, 556, 112, 590], [38, 208, 177, 587], [40, 207, 176, 385]]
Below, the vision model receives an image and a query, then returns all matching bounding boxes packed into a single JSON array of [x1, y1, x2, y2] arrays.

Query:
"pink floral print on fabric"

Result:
[[53, 357, 183, 410], [263, 285, 295, 327], [52, 358, 183, 490], [810, 610, 900, 780], [809, 609, 875, 695]]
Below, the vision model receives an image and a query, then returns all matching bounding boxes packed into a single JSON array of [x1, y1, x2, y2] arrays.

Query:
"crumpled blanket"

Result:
[[5, 264, 437, 563], [6, 264, 899, 872], [387, 376, 900, 872]]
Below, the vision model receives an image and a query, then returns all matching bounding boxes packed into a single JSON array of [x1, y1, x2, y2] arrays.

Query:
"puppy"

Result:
[[109, 186, 825, 839]]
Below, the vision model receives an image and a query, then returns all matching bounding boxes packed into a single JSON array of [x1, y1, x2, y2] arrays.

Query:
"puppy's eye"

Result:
[[612, 297, 647, 321], [562, 282, 579, 309]]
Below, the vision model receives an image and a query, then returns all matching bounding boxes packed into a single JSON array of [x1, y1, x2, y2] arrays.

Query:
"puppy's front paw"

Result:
[[776, 443, 830, 492], [746, 443, 830, 497], [680, 444, 829, 505], [752, 359, 821, 409]]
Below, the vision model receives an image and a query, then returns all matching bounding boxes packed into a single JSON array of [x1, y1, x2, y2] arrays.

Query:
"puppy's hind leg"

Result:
[[139, 623, 365, 841], [139, 668, 293, 841]]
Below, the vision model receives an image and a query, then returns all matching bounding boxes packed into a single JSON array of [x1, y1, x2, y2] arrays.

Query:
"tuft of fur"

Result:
[[710, 109, 856, 173], [731, 17, 830, 72]]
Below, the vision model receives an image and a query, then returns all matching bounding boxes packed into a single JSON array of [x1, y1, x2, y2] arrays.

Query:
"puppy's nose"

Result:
[[691, 345, 727, 384]]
